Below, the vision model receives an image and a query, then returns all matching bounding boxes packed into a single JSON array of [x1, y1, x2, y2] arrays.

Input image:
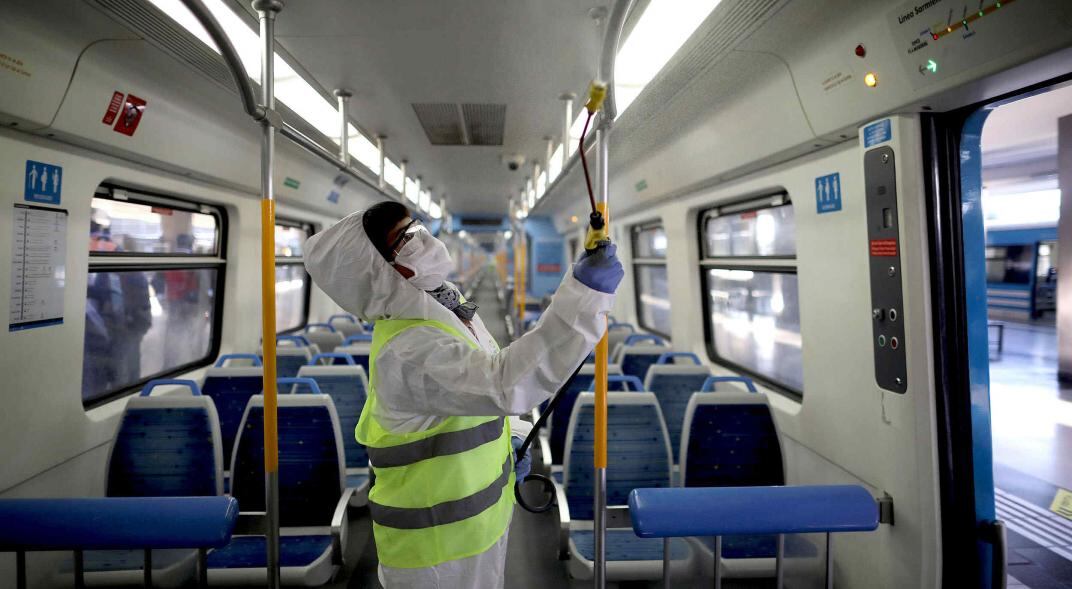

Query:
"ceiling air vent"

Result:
[[412, 103, 506, 146]]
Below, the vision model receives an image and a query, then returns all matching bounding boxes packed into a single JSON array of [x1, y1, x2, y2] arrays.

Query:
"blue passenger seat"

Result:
[[335, 334, 373, 374], [549, 364, 624, 465], [56, 379, 224, 587], [643, 352, 711, 464], [297, 353, 371, 506], [606, 322, 636, 361], [327, 313, 365, 339], [616, 334, 671, 383], [560, 392, 695, 581], [680, 392, 785, 579], [202, 356, 266, 474], [207, 395, 352, 586], [303, 323, 345, 354], [265, 335, 318, 379]]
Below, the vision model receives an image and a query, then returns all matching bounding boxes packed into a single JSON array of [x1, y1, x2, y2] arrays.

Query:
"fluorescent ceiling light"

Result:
[[548, 144, 564, 182], [568, 111, 593, 145], [430, 201, 443, 219], [536, 173, 547, 200], [383, 159, 404, 193], [614, 0, 722, 115], [348, 127, 382, 173], [419, 189, 432, 212], [404, 177, 419, 202], [147, 0, 349, 145]]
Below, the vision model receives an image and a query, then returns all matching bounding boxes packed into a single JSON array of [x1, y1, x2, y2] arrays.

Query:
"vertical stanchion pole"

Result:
[[253, 2, 282, 588], [590, 4, 634, 584], [592, 143, 610, 589], [335, 89, 352, 165]]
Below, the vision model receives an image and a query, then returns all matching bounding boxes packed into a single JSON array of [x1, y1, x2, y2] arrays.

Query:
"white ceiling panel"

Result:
[[235, 0, 606, 214]]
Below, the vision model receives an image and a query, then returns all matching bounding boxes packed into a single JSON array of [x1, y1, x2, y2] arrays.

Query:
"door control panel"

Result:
[[864, 146, 907, 393]]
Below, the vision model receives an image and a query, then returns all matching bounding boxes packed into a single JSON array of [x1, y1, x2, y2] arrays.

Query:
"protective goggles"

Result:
[[388, 219, 425, 260]]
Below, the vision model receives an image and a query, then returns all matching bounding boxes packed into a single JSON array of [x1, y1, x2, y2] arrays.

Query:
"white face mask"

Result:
[[393, 228, 454, 291]]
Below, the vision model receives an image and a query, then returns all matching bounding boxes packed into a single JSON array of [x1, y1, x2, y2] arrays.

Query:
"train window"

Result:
[[82, 188, 225, 408], [631, 221, 671, 337], [985, 245, 1034, 284], [275, 221, 313, 333], [699, 194, 803, 395], [89, 195, 219, 255], [702, 196, 795, 258]]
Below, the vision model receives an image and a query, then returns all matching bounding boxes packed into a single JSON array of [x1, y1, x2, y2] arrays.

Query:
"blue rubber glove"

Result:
[[572, 242, 624, 294], [511, 436, 531, 483]]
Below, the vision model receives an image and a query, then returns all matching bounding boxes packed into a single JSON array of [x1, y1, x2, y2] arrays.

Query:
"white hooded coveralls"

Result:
[[303, 211, 614, 588]]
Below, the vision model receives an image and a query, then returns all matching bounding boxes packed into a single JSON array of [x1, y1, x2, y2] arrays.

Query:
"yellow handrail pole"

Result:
[[253, 1, 283, 588]]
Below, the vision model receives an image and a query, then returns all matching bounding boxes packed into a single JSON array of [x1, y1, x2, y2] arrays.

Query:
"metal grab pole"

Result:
[[591, 3, 636, 588], [253, 2, 283, 589]]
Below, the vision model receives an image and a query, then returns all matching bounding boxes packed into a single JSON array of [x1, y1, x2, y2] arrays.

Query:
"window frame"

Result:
[[83, 185, 228, 409], [630, 219, 671, 339], [274, 217, 315, 334], [697, 191, 803, 399]]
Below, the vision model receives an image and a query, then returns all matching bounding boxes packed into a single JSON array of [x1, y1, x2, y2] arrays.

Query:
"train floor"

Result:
[[989, 320, 1072, 589]]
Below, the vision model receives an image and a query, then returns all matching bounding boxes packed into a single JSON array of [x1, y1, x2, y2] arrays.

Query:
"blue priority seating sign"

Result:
[[24, 160, 63, 205]]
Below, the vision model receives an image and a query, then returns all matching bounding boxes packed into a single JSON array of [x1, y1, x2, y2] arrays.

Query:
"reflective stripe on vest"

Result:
[[356, 317, 514, 569], [368, 455, 511, 529], [366, 417, 505, 468]]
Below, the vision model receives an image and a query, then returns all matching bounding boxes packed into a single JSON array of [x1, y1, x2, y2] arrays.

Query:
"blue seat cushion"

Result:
[[567, 404, 671, 520], [107, 407, 217, 497], [346, 473, 369, 488], [307, 375, 368, 469], [646, 373, 710, 462], [572, 530, 689, 561], [207, 535, 332, 569], [622, 353, 661, 382], [684, 404, 784, 488], [202, 375, 263, 468], [277, 355, 307, 379], [699, 535, 779, 559], [232, 406, 343, 527]]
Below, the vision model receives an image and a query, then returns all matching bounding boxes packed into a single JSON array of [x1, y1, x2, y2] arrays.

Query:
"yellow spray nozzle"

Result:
[[584, 202, 610, 251], [585, 81, 608, 114]]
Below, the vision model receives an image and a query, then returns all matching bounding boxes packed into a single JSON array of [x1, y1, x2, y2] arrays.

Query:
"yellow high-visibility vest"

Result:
[[356, 318, 514, 568]]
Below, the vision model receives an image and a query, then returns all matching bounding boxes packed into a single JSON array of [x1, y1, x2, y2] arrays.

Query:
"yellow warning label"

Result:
[[1051, 488, 1072, 520]]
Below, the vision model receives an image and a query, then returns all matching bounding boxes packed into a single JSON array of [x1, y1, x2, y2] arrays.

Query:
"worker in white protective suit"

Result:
[[303, 201, 623, 588]]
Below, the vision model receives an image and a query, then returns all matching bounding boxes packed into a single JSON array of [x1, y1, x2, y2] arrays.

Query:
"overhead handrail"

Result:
[[309, 353, 356, 366], [140, 379, 203, 397], [655, 352, 702, 365], [214, 353, 263, 368], [304, 322, 337, 333], [276, 377, 322, 395], [177, 0, 261, 121], [701, 375, 759, 393]]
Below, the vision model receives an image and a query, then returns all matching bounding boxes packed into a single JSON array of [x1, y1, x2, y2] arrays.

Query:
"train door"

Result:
[[928, 80, 1072, 589]]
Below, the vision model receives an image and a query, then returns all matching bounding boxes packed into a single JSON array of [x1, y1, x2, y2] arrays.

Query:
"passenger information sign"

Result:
[[815, 172, 842, 214], [24, 160, 62, 205], [9, 204, 67, 331]]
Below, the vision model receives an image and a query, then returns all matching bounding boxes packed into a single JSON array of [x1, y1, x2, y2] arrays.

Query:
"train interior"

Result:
[[2, 0, 1072, 588]]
